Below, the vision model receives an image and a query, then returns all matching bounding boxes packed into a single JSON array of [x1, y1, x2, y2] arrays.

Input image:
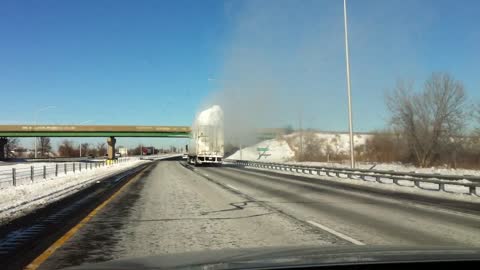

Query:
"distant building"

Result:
[[142, 146, 155, 155]]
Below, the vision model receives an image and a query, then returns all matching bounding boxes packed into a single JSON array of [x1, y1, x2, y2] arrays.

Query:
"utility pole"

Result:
[[299, 109, 303, 162], [343, 0, 355, 168]]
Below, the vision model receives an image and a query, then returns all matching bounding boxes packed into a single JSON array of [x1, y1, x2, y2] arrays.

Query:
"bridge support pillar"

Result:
[[107, 136, 116, 160], [0, 137, 7, 160]]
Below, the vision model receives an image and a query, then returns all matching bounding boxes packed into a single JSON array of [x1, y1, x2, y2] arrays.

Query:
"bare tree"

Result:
[[38, 137, 52, 158], [364, 131, 407, 163], [299, 132, 323, 161], [5, 138, 19, 158], [97, 142, 107, 157], [475, 103, 480, 133], [81, 143, 89, 156], [387, 73, 467, 167], [58, 140, 78, 157]]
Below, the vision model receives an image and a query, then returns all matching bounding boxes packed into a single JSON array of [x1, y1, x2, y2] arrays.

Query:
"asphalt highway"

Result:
[[35, 160, 480, 269]]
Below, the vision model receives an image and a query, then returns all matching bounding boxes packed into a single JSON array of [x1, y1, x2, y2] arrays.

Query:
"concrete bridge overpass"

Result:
[[0, 125, 191, 160]]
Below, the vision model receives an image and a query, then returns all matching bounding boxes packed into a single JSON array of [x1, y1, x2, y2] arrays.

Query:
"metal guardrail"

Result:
[[228, 160, 480, 197], [0, 157, 138, 189]]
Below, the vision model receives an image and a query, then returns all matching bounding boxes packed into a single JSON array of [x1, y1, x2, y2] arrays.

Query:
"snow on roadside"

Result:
[[243, 165, 480, 202], [285, 132, 372, 155], [0, 159, 150, 225], [228, 139, 295, 162], [227, 136, 480, 178], [286, 161, 480, 178]]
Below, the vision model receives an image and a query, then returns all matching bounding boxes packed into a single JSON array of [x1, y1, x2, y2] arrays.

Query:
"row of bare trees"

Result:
[[57, 140, 107, 157]]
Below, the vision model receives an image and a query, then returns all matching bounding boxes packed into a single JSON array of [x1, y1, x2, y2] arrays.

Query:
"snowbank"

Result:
[[286, 161, 480, 178], [228, 139, 295, 162], [246, 165, 480, 202], [0, 159, 150, 224], [286, 132, 372, 155]]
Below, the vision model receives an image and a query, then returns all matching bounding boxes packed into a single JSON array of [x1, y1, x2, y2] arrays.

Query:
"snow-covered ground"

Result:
[[244, 165, 480, 202], [285, 132, 372, 155], [228, 138, 295, 162], [227, 135, 480, 178], [0, 159, 153, 224], [0, 158, 139, 189], [286, 161, 480, 177]]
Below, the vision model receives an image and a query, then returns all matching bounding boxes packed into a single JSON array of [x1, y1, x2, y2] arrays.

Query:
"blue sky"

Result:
[[1, 0, 479, 148]]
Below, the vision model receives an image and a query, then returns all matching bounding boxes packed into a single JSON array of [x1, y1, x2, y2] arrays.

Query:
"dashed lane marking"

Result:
[[226, 184, 240, 191], [307, 220, 365, 245]]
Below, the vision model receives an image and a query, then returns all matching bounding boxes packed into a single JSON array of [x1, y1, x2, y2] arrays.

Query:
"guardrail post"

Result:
[[31, 166, 34, 182], [90, 163, 92, 170], [79, 163, 82, 172], [64, 163, 67, 174], [55, 164, 58, 176], [469, 186, 475, 196], [73, 163, 76, 173], [43, 165, 46, 179], [12, 168, 16, 186], [439, 183, 445, 191]]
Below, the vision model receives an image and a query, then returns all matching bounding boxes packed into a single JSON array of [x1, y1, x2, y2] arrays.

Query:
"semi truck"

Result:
[[188, 105, 224, 165]]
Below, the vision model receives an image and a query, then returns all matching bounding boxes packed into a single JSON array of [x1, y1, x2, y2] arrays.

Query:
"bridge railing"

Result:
[[226, 159, 480, 197], [0, 157, 140, 189]]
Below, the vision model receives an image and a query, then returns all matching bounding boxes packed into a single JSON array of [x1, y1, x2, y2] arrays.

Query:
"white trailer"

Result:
[[188, 105, 224, 165]]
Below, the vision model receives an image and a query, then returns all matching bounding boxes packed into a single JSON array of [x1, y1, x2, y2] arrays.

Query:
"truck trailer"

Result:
[[188, 105, 224, 165]]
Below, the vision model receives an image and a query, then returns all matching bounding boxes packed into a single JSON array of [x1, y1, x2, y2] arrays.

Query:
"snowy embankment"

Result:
[[0, 159, 150, 224], [226, 137, 480, 200], [228, 139, 295, 162], [227, 135, 480, 178], [285, 132, 372, 155]]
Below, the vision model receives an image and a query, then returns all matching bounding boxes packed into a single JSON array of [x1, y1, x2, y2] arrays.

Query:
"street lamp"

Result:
[[343, 0, 355, 168], [34, 106, 56, 159]]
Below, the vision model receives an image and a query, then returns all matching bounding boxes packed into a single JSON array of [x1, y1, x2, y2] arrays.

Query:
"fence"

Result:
[[0, 157, 137, 189], [228, 160, 480, 197]]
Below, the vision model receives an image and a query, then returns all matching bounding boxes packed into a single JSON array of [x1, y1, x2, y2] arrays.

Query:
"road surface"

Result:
[[37, 160, 480, 269]]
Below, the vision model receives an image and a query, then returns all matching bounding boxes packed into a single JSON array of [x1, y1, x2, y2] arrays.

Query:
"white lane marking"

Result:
[[307, 220, 365, 245], [226, 184, 240, 191]]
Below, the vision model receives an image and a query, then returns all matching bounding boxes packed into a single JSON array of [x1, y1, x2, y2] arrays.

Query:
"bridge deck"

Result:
[[0, 125, 191, 137]]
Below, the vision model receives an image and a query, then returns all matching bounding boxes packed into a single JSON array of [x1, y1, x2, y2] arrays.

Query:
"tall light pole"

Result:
[[34, 106, 56, 158], [299, 108, 303, 162], [343, 0, 355, 168]]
